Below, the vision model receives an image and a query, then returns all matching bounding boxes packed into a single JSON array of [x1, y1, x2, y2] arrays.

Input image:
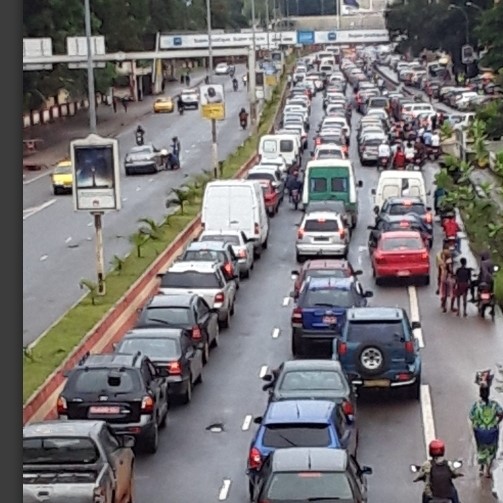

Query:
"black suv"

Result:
[[374, 196, 433, 229], [57, 351, 169, 453]]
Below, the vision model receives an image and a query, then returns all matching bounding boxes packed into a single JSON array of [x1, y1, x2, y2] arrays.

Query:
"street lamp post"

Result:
[[448, 4, 470, 45], [84, 0, 97, 133], [249, 0, 257, 127], [465, 1, 483, 11]]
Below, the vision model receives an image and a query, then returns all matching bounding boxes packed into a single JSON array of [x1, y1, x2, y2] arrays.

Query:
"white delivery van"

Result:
[[202, 180, 269, 258], [371, 171, 429, 211], [259, 134, 300, 169]]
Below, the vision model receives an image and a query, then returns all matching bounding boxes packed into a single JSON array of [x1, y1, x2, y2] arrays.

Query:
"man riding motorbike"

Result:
[[404, 141, 416, 165], [378, 139, 391, 169], [286, 170, 303, 205], [392, 145, 406, 169], [177, 95, 184, 113], [470, 250, 495, 302], [413, 439, 461, 503], [442, 213, 461, 253], [239, 108, 249, 129], [171, 136, 181, 158], [135, 124, 145, 145], [431, 130, 440, 149], [232, 77, 238, 91]]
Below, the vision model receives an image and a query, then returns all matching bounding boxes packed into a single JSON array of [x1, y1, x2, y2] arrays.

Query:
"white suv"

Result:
[[158, 261, 237, 328]]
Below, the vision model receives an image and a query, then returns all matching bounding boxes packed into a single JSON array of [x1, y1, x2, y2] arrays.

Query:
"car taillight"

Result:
[[420, 251, 428, 260], [291, 306, 303, 323], [254, 223, 260, 234], [342, 400, 354, 416], [424, 213, 432, 223], [337, 342, 348, 356], [339, 229, 346, 239], [191, 325, 202, 341], [238, 249, 247, 259], [141, 395, 155, 413], [374, 252, 385, 264], [167, 361, 182, 376], [56, 396, 67, 414], [404, 341, 414, 353], [315, 138, 321, 145], [396, 372, 412, 381], [93, 487, 106, 503], [249, 447, 262, 469], [224, 262, 233, 276], [297, 229, 304, 239], [214, 292, 225, 304]]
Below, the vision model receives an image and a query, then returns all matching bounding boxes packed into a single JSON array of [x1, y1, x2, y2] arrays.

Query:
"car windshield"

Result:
[[347, 320, 406, 343], [54, 165, 72, 174], [262, 424, 331, 448], [369, 98, 388, 108], [265, 472, 353, 500], [200, 234, 240, 245], [388, 203, 426, 216], [248, 173, 274, 182], [23, 437, 99, 465], [279, 370, 346, 392], [306, 269, 350, 281], [160, 271, 220, 289], [116, 337, 181, 359], [141, 306, 192, 325], [69, 368, 141, 394], [304, 219, 339, 232], [182, 249, 225, 262], [130, 147, 152, 156], [303, 288, 355, 308], [380, 236, 424, 251]]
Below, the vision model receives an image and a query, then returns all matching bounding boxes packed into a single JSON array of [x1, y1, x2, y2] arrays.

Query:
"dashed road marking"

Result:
[[408, 285, 425, 348], [272, 328, 280, 338], [148, 178, 154, 182], [87, 221, 93, 227], [259, 365, 268, 378], [23, 199, 57, 221], [282, 296, 290, 307], [65, 236, 72, 244], [242, 414, 253, 431], [218, 479, 231, 500], [136, 186, 141, 191], [420, 384, 436, 458], [40, 255, 48, 261]]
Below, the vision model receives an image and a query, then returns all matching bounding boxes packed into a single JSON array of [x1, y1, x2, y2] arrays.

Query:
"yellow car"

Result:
[[51, 160, 73, 195], [153, 97, 174, 113]]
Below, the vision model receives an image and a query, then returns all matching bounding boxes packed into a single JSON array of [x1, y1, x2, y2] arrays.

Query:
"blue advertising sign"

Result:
[[328, 32, 337, 41], [297, 31, 315, 45]]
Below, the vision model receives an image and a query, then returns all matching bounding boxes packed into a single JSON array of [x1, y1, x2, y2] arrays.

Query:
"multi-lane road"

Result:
[[23, 67, 248, 345], [130, 81, 503, 502]]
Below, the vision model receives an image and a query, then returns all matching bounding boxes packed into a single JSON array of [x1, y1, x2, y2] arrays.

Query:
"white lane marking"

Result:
[[420, 384, 436, 458], [122, 197, 128, 202], [23, 199, 57, 221], [259, 365, 268, 378], [282, 296, 290, 306], [136, 186, 141, 191], [408, 285, 425, 348], [87, 221, 93, 227], [242, 414, 253, 431], [358, 245, 367, 266], [23, 171, 51, 185], [148, 178, 154, 182], [40, 255, 48, 261], [218, 479, 232, 500], [65, 236, 72, 244], [272, 328, 280, 339]]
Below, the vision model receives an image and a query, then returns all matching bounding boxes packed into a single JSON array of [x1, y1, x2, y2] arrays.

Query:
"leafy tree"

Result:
[[476, 99, 503, 140], [474, 1, 503, 71]]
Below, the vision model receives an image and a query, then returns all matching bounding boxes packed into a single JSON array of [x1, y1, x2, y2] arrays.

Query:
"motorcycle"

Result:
[[410, 460, 463, 503], [178, 104, 184, 115], [378, 156, 389, 172], [290, 188, 300, 210], [442, 234, 460, 259], [477, 281, 495, 321], [135, 132, 144, 146], [428, 145, 440, 161], [232, 79, 238, 91], [240, 117, 248, 130]]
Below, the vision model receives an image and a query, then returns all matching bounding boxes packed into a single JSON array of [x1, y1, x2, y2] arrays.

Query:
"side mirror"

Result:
[[426, 190, 431, 196], [262, 374, 273, 382], [156, 273, 164, 279], [62, 370, 70, 378], [371, 188, 376, 195], [409, 464, 420, 473], [160, 149, 168, 157], [291, 270, 300, 278], [354, 269, 363, 275], [411, 321, 421, 330], [136, 307, 142, 313], [253, 416, 263, 424], [122, 435, 136, 448], [426, 206, 432, 212], [310, 151, 314, 156], [364, 290, 374, 298], [452, 460, 463, 470], [209, 307, 219, 314], [360, 466, 373, 475]]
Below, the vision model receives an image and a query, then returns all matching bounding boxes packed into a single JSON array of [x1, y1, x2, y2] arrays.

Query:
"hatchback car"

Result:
[[291, 277, 373, 358], [51, 160, 73, 195], [250, 447, 372, 503], [247, 400, 357, 496], [215, 62, 232, 75], [57, 352, 168, 453], [124, 144, 167, 175], [135, 293, 220, 362], [153, 97, 174, 113], [296, 211, 350, 262], [113, 327, 203, 404], [180, 88, 199, 109], [333, 307, 422, 399], [371, 230, 430, 286]]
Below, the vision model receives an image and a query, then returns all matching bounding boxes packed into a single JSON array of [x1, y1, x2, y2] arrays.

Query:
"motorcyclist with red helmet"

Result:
[[413, 439, 462, 503], [392, 145, 406, 169]]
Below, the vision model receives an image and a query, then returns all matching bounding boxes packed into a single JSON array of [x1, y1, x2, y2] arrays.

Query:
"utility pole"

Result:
[[250, 0, 257, 127], [266, 0, 271, 53], [84, 0, 105, 295], [206, 0, 219, 178]]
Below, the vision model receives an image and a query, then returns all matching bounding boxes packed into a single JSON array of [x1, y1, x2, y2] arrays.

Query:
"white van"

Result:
[[202, 180, 269, 258], [371, 171, 429, 211], [259, 134, 300, 169]]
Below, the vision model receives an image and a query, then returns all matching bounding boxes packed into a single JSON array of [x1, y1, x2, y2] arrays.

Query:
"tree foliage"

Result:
[[474, 1, 503, 71]]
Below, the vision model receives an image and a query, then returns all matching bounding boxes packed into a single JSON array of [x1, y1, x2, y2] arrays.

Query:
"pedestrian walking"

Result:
[[453, 257, 472, 317], [436, 246, 455, 312], [112, 98, 117, 113], [121, 97, 128, 113], [186, 74, 191, 86]]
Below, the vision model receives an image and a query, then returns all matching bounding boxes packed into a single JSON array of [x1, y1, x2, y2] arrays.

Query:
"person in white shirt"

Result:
[[431, 131, 440, 147], [404, 141, 416, 160], [378, 140, 391, 159]]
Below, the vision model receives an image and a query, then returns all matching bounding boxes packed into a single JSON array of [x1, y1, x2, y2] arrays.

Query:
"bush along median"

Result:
[[23, 56, 294, 405], [436, 120, 503, 307]]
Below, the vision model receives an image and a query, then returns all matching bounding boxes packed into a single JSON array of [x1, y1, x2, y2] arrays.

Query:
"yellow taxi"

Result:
[[51, 160, 73, 195], [153, 97, 174, 113]]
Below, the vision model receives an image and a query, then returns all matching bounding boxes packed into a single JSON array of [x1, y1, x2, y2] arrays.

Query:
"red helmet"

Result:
[[429, 439, 445, 457]]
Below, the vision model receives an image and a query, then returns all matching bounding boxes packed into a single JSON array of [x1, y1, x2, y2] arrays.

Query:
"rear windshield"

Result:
[[182, 250, 225, 263], [266, 472, 353, 500], [347, 320, 405, 343], [279, 370, 346, 391], [303, 288, 355, 308], [364, 137, 384, 146], [262, 139, 277, 153], [69, 368, 142, 394], [116, 337, 181, 359], [369, 98, 388, 108], [141, 306, 192, 325], [304, 219, 339, 232], [389, 203, 426, 215], [200, 234, 240, 245], [309, 177, 348, 193], [23, 437, 99, 465], [262, 424, 331, 448], [161, 271, 220, 289], [306, 269, 350, 280], [317, 149, 343, 159], [380, 236, 424, 251], [280, 140, 294, 152], [248, 173, 274, 182]]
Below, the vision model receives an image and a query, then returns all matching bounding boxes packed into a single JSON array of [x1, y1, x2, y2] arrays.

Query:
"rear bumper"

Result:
[[167, 376, 190, 397], [296, 243, 348, 256], [375, 264, 429, 278], [125, 163, 157, 173]]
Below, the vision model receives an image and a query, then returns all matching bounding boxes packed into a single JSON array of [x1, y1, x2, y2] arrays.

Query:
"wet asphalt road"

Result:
[[23, 67, 248, 345], [131, 82, 503, 502]]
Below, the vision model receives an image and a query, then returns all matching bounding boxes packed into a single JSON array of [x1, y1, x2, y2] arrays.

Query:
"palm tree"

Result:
[[110, 254, 126, 274], [138, 217, 161, 240], [165, 187, 192, 215], [79, 278, 99, 305], [469, 119, 489, 169], [129, 232, 149, 258]]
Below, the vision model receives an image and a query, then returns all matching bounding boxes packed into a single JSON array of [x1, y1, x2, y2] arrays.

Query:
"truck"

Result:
[[23, 420, 135, 503]]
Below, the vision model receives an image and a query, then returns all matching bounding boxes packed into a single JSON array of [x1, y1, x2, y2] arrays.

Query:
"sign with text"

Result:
[[71, 134, 121, 212], [200, 84, 225, 120]]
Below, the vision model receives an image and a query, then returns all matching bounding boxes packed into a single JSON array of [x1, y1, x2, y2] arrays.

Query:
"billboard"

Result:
[[70, 134, 121, 212], [297, 30, 315, 45], [200, 84, 225, 120]]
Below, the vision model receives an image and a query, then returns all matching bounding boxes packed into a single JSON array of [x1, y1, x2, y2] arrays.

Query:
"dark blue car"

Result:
[[291, 276, 373, 358], [246, 400, 356, 499]]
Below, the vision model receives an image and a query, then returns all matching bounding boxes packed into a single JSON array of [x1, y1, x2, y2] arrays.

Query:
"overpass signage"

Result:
[[159, 29, 389, 49]]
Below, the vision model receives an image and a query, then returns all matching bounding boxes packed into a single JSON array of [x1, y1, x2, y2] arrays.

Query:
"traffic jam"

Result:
[[23, 45, 502, 503]]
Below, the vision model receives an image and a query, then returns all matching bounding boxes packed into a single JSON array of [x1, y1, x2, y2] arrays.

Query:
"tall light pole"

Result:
[[448, 4, 470, 45], [265, 0, 271, 52], [249, 0, 257, 127], [465, 1, 483, 10], [84, 0, 97, 133], [206, 0, 219, 178]]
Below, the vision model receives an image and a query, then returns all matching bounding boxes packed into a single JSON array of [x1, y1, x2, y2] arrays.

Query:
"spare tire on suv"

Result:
[[355, 342, 389, 377]]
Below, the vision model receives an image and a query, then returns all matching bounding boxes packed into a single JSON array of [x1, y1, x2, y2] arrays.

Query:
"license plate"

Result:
[[481, 293, 490, 300], [89, 406, 120, 414], [363, 379, 390, 388], [397, 270, 410, 276], [314, 237, 329, 241], [323, 316, 337, 324]]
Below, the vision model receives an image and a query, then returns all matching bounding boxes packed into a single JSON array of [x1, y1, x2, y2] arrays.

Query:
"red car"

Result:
[[259, 179, 280, 217], [290, 259, 361, 299], [371, 230, 430, 286]]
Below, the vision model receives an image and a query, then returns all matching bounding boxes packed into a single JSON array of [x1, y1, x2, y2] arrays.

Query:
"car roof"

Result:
[[145, 293, 195, 307], [303, 259, 352, 271], [347, 306, 405, 321], [379, 230, 422, 239], [24, 420, 105, 438], [385, 196, 424, 205], [167, 261, 219, 273], [305, 277, 354, 291], [200, 229, 242, 237], [271, 447, 348, 472], [304, 210, 342, 220], [185, 241, 228, 251], [264, 400, 335, 424], [380, 213, 422, 223], [123, 327, 185, 339], [281, 359, 344, 373]]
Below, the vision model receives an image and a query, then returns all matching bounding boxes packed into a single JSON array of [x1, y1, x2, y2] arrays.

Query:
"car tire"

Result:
[[408, 378, 421, 400], [253, 247, 261, 260], [195, 370, 203, 384], [291, 335, 301, 357], [296, 252, 305, 263], [181, 377, 193, 405], [268, 209, 275, 218], [202, 341, 210, 364], [212, 326, 220, 348], [248, 480, 254, 500], [159, 405, 168, 428], [262, 236, 269, 249], [125, 168, 131, 176], [53, 187, 60, 195], [242, 268, 250, 279], [423, 275, 430, 286], [230, 302, 235, 316], [355, 343, 388, 377], [143, 422, 159, 454], [219, 311, 230, 329]]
